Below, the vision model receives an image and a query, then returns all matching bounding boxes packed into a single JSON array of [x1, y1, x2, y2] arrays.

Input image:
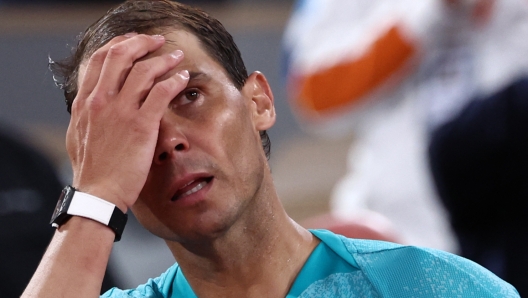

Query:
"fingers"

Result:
[[76, 33, 167, 108], [73, 32, 187, 122], [118, 49, 185, 108], [76, 33, 137, 102], [141, 70, 190, 120], [96, 34, 167, 95]]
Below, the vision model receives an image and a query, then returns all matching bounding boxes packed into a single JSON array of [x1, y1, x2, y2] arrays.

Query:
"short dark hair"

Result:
[[50, 0, 270, 159]]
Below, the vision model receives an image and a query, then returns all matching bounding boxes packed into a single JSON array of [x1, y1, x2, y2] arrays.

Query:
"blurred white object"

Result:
[[283, 0, 528, 252]]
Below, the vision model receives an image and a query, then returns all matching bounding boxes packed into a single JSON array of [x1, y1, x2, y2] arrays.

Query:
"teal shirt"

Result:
[[102, 229, 519, 297]]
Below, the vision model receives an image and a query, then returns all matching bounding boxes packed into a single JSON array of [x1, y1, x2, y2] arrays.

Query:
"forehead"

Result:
[[151, 30, 209, 59], [153, 30, 230, 82]]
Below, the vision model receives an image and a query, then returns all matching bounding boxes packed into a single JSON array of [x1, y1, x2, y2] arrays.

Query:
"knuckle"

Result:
[[70, 98, 81, 114], [107, 43, 128, 58], [137, 34, 152, 43], [130, 61, 152, 76], [95, 36, 126, 55], [71, 96, 81, 107], [88, 49, 107, 66], [88, 92, 106, 112]]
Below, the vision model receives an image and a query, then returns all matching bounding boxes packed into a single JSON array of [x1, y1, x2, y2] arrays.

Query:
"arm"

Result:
[[22, 33, 190, 298], [23, 217, 115, 297]]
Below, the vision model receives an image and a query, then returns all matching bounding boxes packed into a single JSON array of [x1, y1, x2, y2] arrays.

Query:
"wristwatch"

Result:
[[50, 185, 128, 241]]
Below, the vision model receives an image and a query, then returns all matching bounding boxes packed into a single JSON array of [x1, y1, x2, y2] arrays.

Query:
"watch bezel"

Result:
[[50, 185, 75, 227]]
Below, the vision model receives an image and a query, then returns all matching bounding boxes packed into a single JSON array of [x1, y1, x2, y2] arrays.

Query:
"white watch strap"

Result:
[[68, 191, 115, 225]]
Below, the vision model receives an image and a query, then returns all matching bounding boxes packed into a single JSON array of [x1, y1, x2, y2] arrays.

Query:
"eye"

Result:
[[184, 90, 199, 101], [172, 88, 201, 107]]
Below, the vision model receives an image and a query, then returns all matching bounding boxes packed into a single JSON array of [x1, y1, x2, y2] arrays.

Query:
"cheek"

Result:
[[131, 196, 174, 238], [219, 105, 265, 184], [130, 198, 157, 231], [133, 177, 166, 227], [214, 101, 257, 160]]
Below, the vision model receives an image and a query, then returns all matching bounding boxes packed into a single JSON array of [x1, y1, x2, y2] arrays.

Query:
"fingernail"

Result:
[[177, 70, 190, 80], [124, 32, 138, 38], [151, 34, 165, 41], [170, 50, 184, 60]]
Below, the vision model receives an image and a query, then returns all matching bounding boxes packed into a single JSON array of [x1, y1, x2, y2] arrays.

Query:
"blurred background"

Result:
[[1, 0, 527, 296]]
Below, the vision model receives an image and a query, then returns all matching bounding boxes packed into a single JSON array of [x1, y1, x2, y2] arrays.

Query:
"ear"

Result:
[[245, 71, 276, 131]]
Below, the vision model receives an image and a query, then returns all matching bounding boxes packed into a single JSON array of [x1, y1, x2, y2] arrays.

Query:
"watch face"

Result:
[[50, 186, 75, 226]]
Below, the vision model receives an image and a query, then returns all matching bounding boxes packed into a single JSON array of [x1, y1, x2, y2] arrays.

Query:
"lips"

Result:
[[171, 176, 213, 201]]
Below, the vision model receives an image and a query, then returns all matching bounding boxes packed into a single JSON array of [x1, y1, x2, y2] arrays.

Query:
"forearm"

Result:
[[22, 216, 115, 298]]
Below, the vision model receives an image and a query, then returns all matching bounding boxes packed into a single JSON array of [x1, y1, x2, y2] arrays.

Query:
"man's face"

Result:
[[129, 30, 275, 242]]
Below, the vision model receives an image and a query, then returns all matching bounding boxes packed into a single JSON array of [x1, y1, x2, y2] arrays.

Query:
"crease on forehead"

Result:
[[163, 30, 201, 51], [144, 30, 197, 59]]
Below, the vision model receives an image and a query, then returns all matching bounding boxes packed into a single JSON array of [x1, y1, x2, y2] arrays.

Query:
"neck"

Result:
[[165, 176, 319, 297]]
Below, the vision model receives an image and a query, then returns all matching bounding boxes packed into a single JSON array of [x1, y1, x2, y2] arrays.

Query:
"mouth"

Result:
[[171, 176, 214, 201]]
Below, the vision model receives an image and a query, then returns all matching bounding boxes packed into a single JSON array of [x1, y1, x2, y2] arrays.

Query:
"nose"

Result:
[[153, 117, 189, 165]]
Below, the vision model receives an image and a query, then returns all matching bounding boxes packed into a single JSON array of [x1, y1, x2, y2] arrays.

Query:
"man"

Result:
[[23, 1, 518, 297]]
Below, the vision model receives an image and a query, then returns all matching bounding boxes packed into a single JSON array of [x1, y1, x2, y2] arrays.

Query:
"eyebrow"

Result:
[[188, 71, 210, 83], [157, 70, 209, 84]]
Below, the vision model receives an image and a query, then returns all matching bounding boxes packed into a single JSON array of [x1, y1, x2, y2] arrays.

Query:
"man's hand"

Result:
[[22, 34, 189, 298], [67, 33, 189, 212]]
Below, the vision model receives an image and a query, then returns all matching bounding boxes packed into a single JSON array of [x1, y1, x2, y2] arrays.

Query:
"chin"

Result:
[[147, 215, 233, 243]]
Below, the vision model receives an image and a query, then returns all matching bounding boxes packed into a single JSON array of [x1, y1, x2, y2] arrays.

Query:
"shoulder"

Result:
[[311, 229, 520, 297], [101, 263, 179, 298]]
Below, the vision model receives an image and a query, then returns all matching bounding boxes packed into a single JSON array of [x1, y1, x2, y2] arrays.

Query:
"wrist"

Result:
[[50, 186, 128, 241], [72, 182, 129, 214]]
